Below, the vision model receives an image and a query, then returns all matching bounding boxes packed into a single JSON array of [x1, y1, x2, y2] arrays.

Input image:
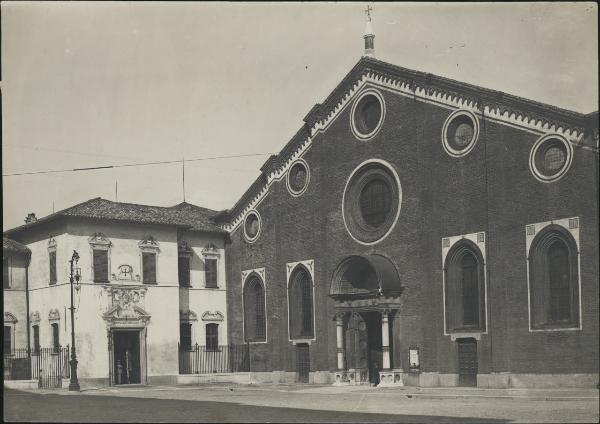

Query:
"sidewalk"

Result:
[[24, 382, 600, 401]]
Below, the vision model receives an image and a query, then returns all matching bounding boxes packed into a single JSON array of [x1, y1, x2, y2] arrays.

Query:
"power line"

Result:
[[2, 152, 277, 177]]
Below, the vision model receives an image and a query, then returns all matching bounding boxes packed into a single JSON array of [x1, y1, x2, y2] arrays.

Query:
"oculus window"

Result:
[[343, 160, 401, 245], [530, 135, 573, 183], [442, 110, 479, 157], [243, 211, 261, 243], [350, 89, 385, 140], [287, 160, 310, 196]]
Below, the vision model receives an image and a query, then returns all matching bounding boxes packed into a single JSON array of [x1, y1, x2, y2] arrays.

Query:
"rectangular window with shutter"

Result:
[[33, 325, 40, 353], [51, 323, 60, 353], [4, 326, 11, 353], [49, 251, 57, 284], [180, 323, 192, 351], [143, 252, 157, 284], [178, 256, 190, 287], [93, 249, 109, 283], [205, 259, 218, 288], [3, 258, 9, 289], [206, 323, 219, 351]]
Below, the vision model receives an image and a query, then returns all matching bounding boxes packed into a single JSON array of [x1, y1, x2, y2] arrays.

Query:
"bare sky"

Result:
[[2, 2, 597, 230]]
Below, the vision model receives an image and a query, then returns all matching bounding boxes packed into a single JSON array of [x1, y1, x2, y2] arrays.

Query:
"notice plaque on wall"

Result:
[[409, 347, 420, 371]]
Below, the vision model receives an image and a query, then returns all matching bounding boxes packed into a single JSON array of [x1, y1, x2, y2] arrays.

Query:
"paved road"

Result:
[[4, 385, 599, 423], [4, 388, 502, 423]]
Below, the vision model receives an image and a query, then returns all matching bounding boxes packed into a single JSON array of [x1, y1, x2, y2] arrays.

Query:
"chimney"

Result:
[[363, 5, 375, 58], [25, 213, 37, 224]]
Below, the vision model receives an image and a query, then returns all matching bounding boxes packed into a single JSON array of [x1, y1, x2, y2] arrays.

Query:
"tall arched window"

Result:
[[529, 226, 579, 329], [243, 276, 266, 342], [288, 267, 314, 339], [444, 241, 486, 332]]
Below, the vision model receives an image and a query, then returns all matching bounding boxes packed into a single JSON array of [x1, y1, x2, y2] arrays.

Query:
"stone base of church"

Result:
[[4, 379, 39, 390], [177, 371, 335, 385], [410, 372, 599, 389]]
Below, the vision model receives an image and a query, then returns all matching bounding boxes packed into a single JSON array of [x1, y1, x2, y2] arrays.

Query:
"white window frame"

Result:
[[139, 236, 160, 284], [441, 231, 488, 340], [525, 216, 582, 332], [241, 268, 267, 344], [286, 259, 316, 344], [89, 232, 112, 284]]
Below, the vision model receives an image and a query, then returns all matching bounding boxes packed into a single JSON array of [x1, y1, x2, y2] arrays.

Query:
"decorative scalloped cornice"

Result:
[[223, 65, 594, 233]]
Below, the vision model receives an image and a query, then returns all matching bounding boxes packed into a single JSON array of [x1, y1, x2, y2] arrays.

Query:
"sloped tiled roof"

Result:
[[3, 237, 31, 254], [4, 198, 227, 236]]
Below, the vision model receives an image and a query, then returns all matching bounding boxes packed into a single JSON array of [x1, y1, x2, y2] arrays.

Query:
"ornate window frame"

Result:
[[525, 216, 582, 332], [529, 133, 574, 183], [342, 159, 402, 246], [201, 311, 225, 349], [350, 88, 386, 141], [243, 210, 262, 244], [441, 231, 488, 340], [201, 243, 221, 289], [286, 158, 311, 197], [138, 236, 160, 284], [180, 309, 198, 348], [178, 240, 194, 287], [48, 237, 57, 285], [286, 260, 316, 344], [89, 232, 112, 284], [441, 109, 480, 158], [4, 312, 18, 354], [241, 268, 267, 344]]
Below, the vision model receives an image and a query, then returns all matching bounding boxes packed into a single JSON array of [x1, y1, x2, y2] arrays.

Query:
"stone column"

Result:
[[381, 309, 391, 370], [335, 313, 345, 370]]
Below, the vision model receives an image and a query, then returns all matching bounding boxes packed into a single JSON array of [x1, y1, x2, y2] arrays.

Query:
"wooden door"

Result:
[[296, 343, 310, 383], [457, 338, 477, 387]]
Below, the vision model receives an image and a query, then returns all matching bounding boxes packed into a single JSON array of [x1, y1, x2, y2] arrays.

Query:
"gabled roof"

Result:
[[223, 56, 599, 228], [3, 237, 31, 255], [4, 198, 227, 237]]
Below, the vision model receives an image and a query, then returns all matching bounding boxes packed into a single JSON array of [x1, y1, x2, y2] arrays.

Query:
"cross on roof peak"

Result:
[[365, 5, 373, 21]]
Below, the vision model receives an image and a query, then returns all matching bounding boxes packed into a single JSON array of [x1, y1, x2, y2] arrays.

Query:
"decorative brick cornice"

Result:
[[222, 58, 597, 233]]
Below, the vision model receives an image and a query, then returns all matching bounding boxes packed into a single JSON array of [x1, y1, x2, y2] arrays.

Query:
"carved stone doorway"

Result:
[[112, 330, 141, 385]]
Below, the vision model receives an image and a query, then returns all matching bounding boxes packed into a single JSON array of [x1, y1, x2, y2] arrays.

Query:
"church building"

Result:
[[4, 11, 599, 390], [216, 11, 599, 387]]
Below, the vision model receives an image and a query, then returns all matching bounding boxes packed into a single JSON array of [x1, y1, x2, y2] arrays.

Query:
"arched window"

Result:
[[529, 226, 579, 329], [288, 267, 314, 339], [444, 241, 486, 332], [243, 276, 266, 342]]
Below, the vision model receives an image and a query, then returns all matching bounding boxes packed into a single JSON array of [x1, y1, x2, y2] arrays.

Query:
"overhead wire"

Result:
[[2, 152, 277, 177]]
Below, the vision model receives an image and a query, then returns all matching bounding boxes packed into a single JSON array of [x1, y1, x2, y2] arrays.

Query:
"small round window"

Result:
[[286, 159, 310, 196], [342, 159, 402, 245], [243, 211, 261, 243], [529, 134, 573, 183], [350, 89, 385, 141], [442, 110, 479, 157]]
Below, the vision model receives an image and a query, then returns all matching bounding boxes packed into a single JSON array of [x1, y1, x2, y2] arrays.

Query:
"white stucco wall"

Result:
[[15, 217, 229, 382]]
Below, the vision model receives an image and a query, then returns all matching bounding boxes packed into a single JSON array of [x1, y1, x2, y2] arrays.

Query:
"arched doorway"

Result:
[[330, 254, 402, 385]]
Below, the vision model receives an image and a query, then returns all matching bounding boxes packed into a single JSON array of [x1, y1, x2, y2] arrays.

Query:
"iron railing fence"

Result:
[[4, 346, 70, 388], [178, 343, 250, 374]]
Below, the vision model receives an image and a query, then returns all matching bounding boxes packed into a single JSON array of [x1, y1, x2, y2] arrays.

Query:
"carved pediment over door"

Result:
[[103, 286, 151, 328]]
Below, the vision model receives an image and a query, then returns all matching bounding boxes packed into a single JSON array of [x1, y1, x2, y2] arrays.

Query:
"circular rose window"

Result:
[[529, 134, 573, 182], [243, 210, 261, 243], [442, 110, 479, 157], [286, 159, 310, 196], [342, 159, 402, 245], [350, 89, 385, 141]]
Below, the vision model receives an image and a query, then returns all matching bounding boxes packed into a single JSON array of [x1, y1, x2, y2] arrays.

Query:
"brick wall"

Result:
[[226, 84, 599, 376]]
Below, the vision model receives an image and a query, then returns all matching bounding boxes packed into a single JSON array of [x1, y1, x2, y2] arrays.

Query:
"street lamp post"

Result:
[[68, 250, 81, 391]]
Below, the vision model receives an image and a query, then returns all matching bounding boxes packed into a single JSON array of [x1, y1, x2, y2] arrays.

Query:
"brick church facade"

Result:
[[216, 26, 599, 387], [4, 14, 599, 390]]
